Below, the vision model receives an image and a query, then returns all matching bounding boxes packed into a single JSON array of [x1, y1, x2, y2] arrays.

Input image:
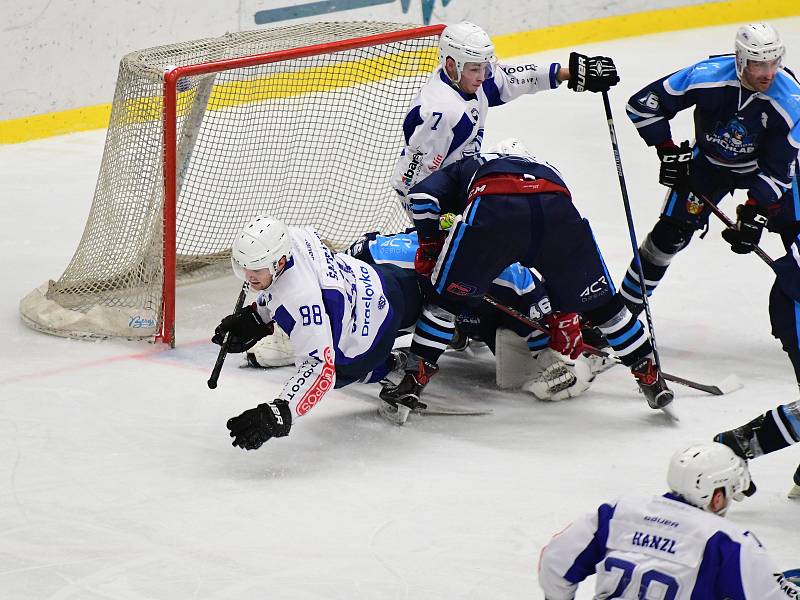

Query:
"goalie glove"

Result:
[[212, 302, 274, 353], [545, 312, 584, 359], [656, 140, 692, 189], [414, 236, 445, 277], [567, 52, 620, 92], [226, 400, 292, 450], [721, 200, 768, 255]]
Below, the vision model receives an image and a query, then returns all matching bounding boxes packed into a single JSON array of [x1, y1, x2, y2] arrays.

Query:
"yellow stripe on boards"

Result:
[[2, 0, 798, 143], [0, 104, 112, 144], [493, 0, 799, 57], [133, 48, 436, 123]]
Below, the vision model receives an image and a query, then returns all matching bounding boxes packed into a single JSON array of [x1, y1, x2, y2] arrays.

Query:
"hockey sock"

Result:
[[620, 221, 691, 307], [409, 304, 456, 365], [584, 297, 652, 367]]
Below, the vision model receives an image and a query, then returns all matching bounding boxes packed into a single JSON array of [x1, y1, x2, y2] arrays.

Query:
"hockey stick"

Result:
[[482, 294, 741, 395], [697, 194, 775, 265], [207, 282, 250, 389], [601, 90, 664, 371]]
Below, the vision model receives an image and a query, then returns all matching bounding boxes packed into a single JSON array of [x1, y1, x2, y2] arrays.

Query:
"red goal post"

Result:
[[20, 22, 445, 346]]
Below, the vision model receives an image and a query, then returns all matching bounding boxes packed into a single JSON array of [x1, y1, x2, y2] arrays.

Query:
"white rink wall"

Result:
[[0, 0, 733, 121]]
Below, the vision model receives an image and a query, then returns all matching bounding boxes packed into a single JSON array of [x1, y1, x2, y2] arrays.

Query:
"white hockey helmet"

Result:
[[438, 22, 495, 81], [734, 22, 785, 78], [667, 442, 751, 511], [231, 216, 291, 282], [487, 137, 533, 157]]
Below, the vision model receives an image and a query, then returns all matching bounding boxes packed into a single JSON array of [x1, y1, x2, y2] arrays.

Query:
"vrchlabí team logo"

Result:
[[707, 117, 756, 161]]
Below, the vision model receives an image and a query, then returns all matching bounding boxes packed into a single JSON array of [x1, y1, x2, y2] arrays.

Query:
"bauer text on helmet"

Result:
[[231, 216, 292, 290], [438, 22, 495, 85], [735, 22, 784, 92], [667, 442, 751, 515]]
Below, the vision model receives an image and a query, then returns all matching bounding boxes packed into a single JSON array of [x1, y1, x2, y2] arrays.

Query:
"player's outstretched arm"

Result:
[[227, 400, 292, 450]]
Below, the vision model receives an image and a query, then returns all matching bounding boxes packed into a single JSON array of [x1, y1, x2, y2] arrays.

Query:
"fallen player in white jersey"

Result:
[[211, 216, 422, 450]]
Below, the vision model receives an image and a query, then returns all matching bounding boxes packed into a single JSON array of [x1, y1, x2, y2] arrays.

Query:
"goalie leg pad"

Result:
[[495, 327, 541, 389]]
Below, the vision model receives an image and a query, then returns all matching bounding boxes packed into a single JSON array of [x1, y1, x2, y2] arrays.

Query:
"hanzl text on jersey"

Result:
[[631, 530, 677, 554]]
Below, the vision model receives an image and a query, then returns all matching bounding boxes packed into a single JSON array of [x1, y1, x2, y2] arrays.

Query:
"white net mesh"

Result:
[[20, 22, 440, 342]]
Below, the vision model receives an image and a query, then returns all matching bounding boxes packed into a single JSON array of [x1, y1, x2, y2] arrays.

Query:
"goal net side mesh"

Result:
[[20, 22, 441, 343]]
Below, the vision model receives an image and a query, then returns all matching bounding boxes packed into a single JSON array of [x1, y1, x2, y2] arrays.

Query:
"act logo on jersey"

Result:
[[580, 275, 609, 302]]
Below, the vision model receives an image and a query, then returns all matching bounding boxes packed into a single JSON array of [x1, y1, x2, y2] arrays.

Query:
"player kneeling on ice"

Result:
[[538, 442, 799, 599], [346, 229, 597, 401], [212, 216, 422, 450], [381, 138, 673, 417]]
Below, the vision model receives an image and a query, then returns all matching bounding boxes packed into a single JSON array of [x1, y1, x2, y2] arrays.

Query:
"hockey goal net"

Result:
[[20, 22, 443, 345]]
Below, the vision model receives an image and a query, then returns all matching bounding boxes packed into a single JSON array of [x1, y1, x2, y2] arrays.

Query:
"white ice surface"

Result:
[[2, 19, 799, 599]]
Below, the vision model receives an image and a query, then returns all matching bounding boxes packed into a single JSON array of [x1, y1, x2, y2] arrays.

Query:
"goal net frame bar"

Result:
[[158, 24, 445, 346]]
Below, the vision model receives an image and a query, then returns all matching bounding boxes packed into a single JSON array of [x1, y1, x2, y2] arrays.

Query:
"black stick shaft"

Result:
[[697, 194, 775, 265], [601, 90, 662, 370], [207, 283, 249, 390]]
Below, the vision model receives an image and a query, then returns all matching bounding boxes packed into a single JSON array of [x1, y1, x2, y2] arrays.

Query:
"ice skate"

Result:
[[631, 357, 674, 409]]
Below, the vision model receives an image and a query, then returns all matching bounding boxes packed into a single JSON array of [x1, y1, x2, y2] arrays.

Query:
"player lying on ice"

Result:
[[211, 216, 423, 450], [246, 226, 608, 403], [379, 138, 675, 421], [343, 228, 610, 402]]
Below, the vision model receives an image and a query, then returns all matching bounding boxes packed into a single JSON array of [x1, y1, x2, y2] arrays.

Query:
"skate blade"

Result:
[[377, 401, 411, 426], [788, 484, 800, 500], [659, 402, 680, 422]]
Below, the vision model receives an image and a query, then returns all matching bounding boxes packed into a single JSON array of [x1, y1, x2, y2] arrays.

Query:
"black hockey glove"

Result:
[[656, 140, 692, 189], [227, 400, 292, 450], [567, 52, 620, 92], [721, 201, 768, 255], [212, 303, 274, 353]]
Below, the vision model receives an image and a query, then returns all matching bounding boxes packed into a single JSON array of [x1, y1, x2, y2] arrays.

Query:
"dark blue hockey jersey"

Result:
[[625, 55, 800, 205], [407, 153, 569, 241]]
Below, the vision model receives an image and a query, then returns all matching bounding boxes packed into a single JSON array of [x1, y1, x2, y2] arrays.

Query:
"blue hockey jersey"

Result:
[[625, 55, 800, 205], [408, 153, 569, 242]]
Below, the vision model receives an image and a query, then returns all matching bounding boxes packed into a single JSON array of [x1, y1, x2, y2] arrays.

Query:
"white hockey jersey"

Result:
[[390, 61, 562, 205], [538, 493, 794, 599], [252, 227, 394, 420]]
